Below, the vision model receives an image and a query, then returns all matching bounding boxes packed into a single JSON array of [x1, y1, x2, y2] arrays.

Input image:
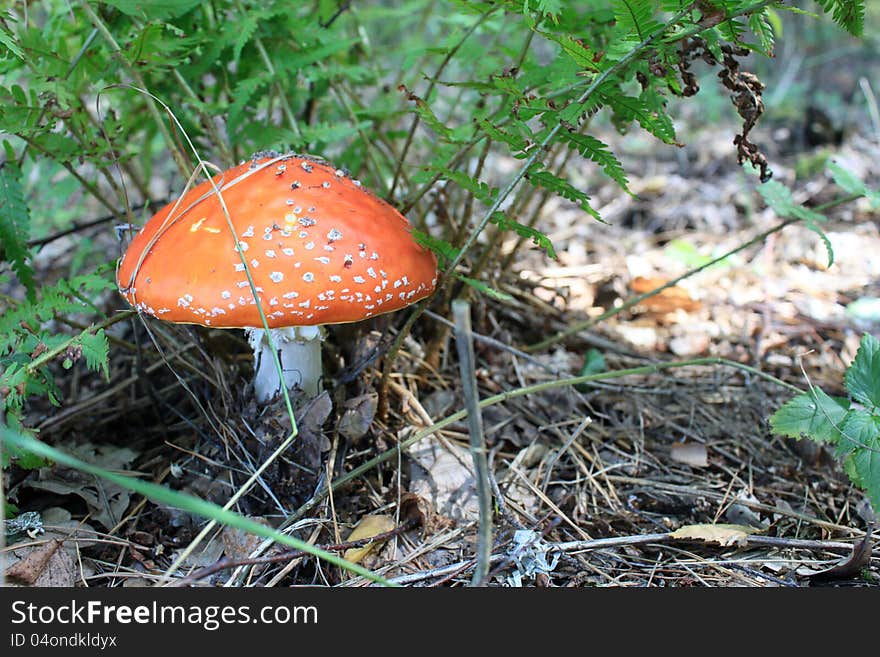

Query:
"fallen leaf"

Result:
[[337, 393, 378, 442], [222, 517, 272, 561], [6, 539, 77, 587], [669, 523, 758, 546], [669, 442, 709, 468], [343, 515, 395, 564], [24, 442, 138, 529], [630, 276, 702, 314], [408, 431, 479, 522]]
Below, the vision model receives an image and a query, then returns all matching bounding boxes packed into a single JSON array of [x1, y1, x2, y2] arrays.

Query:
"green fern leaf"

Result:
[[563, 133, 631, 192], [78, 329, 110, 381], [813, 0, 865, 36], [0, 161, 36, 300], [526, 169, 600, 220], [490, 211, 557, 259]]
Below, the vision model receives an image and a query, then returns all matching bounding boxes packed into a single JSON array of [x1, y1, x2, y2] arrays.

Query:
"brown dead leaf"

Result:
[[337, 393, 378, 442], [24, 442, 138, 529], [630, 276, 702, 314], [408, 431, 478, 522], [669, 442, 709, 468], [222, 517, 272, 561], [6, 540, 77, 587], [343, 515, 395, 565], [669, 523, 758, 546]]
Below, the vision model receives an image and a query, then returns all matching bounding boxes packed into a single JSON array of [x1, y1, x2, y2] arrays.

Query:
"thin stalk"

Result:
[[452, 300, 493, 587]]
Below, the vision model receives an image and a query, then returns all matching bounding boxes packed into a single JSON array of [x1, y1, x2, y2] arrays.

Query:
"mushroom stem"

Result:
[[247, 326, 323, 403]]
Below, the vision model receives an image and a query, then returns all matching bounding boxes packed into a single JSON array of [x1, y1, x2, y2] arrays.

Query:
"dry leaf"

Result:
[[408, 432, 479, 522], [337, 393, 378, 442], [343, 515, 395, 564], [222, 517, 272, 561], [631, 276, 701, 314], [669, 523, 758, 546], [24, 442, 138, 529], [669, 442, 709, 468], [6, 540, 77, 587]]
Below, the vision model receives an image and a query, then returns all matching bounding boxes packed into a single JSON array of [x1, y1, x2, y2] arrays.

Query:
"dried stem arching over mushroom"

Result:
[[117, 152, 438, 402]]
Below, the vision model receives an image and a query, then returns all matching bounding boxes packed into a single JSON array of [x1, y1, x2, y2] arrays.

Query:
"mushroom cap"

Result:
[[117, 153, 438, 328]]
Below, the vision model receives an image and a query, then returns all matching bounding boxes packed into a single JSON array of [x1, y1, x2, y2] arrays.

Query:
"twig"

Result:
[[452, 299, 493, 586]]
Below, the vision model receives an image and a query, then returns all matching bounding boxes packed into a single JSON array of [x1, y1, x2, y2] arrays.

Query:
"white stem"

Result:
[[246, 326, 323, 403]]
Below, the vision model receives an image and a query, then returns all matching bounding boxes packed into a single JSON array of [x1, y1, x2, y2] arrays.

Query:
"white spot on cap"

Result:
[[270, 271, 284, 283], [301, 162, 313, 172], [322, 181, 331, 188], [303, 272, 314, 282], [353, 276, 365, 284], [265, 249, 276, 258], [315, 256, 330, 265], [335, 169, 345, 177], [234, 263, 245, 272], [299, 299, 311, 308], [251, 259, 259, 267], [367, 267, 377, 278], [329, 275, 342, 283], [283, 291, 299, 299], [269, 297, 278, 306], [282, 248, 295, 256], [327, 228, 342, 242], [305, 242, 315, 250], [221, 290, 231, 299], [241, 226, 255, 238]]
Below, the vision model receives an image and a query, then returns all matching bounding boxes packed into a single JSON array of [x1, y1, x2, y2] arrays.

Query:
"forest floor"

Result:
[[5, 105, 880, 588]]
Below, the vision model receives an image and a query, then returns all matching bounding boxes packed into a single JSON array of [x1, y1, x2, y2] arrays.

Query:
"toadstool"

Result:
[[116, 152, 438, 402]]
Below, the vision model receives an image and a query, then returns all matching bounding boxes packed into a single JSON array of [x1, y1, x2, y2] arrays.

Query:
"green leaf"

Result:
[[414, 231, 459, 265], [839, 410, 880, 508], [102, 0, 203, 20], [0, 425, 396, 586], [769, 388, 849, 443], [526, 169, 600, 220], [812, 0, 865, 36], [759, 180, 834, 266], [78, 329, 111, 381], [458, 275, 514, 302], [489, 211, 557, 259], [0, 161, 35, 300], [827, 160, 868, 196], [844, 332, 880, 408], [562, 133, 630, 193], [747, 11, 775, 53], [0, 23, 24, 61]]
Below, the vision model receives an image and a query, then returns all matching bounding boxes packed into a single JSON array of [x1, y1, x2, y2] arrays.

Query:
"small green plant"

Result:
[[770, 332, 880, 510]]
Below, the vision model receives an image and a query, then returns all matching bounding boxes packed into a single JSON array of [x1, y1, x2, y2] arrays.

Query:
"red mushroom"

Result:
[[117, 152, 438, 402]]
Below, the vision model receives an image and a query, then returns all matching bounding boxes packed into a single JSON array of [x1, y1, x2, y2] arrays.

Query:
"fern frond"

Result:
[[0, 161, 35, 300], [813, 0, 865, 36]]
